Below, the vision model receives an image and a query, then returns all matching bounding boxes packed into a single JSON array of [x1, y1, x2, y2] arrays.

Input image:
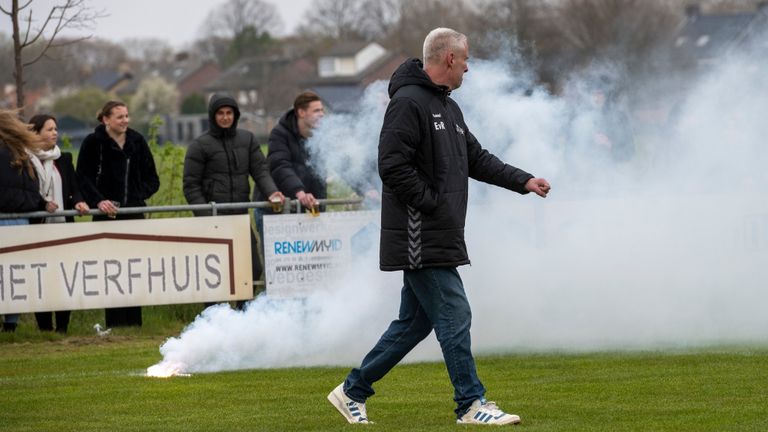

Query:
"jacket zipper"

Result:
[[123, 156, 131, 206], [221, 137, 234, 203]]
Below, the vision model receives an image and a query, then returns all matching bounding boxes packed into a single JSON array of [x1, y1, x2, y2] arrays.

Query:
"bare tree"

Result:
[[548, 0, 679, 69], [123, 38, 175, 67], [0, 33, 14, 90], [356, 0, 402, 41], [384, 0, 473, 58], [296, 0, 365, 40], [0, 0, 104, 113], [16, 37, 128, 93], [131, 76, 180, 127], [200, 0, 283, 40], [470, 0, 543, 57]]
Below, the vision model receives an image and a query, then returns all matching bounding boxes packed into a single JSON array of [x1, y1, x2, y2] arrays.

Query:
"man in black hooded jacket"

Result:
[[328, 28, 550, 425], [183, 94, 284, 287], [260, 91, 327, 211]]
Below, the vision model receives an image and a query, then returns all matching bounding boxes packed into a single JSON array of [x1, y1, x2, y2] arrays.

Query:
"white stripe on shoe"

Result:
[[327, 383, 372, 424]]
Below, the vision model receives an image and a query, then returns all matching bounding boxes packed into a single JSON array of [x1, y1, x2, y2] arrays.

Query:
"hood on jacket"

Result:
[[207, 93, 241, 138], [388, 58, 447, 98], [277, 108, 301, 139]]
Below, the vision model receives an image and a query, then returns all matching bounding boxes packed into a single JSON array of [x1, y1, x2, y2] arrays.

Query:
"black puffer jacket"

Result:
[[0, 145, 47, 213], [183, 94, 278, 216], [264, 109, 326, 200], [378, 58, 534, 271], [76, 125, 159, 208]]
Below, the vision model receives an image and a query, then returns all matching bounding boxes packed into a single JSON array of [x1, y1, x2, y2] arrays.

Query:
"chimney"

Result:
[[685, 4, 701, 20]]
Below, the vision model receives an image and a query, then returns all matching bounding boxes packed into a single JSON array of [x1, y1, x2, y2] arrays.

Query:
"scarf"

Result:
[[27, 146, 65, 223]]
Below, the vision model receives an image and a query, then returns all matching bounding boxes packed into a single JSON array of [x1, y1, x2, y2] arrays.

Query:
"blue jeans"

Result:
[[344, 267, 485, 416]]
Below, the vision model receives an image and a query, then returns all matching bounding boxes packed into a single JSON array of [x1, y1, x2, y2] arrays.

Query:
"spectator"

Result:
[[252, 92, 328, 282], [28, 114, 89, 333], [590, 82, 635, 163], [264, 91, 327, 212], [76, 101, 160, 328], [0, 110, 49, 332], [183, 94, 284, 302]]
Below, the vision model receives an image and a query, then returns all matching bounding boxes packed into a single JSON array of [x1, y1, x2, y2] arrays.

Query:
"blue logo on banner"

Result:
[[274, 239, 343, 255]]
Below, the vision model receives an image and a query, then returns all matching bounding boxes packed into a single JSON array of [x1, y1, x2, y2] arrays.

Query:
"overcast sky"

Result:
[[1, 0, 313, 48]]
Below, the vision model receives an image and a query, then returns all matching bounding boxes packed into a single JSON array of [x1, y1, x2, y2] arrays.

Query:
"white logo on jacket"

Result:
[[455, 125, 465, 135], [434, 121, 446, 131], [432, 113, 442, 118]]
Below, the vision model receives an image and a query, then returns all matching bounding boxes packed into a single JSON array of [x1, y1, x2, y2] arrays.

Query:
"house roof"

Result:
[[205, 56, 292, 92], [304, 51, 405, 87], [323, 41, 370, 57], [85, 69, 133, 92], [305, 51, 407, 112], [675, 7, 768, 62], [311, 85, 366, 113]]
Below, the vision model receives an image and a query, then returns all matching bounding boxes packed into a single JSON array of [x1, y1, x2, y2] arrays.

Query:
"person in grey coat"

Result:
[[183, 94, 285, 291]]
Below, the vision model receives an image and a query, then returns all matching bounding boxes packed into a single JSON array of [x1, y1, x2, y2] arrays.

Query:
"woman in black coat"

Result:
[[0, 110, 49, 332], [76, 101, 160, 327], [28, 114, 90, 333]]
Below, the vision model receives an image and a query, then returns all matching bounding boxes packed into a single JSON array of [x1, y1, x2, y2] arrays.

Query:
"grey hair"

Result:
[[423, 28, 467, 65]]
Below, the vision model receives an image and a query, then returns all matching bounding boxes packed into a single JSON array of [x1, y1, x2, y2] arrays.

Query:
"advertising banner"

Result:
[[263, 210, 379, 298], [0, 215, 253, 314]]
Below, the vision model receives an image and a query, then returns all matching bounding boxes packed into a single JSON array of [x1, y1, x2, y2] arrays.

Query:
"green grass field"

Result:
[[2, 308, 767, 432]]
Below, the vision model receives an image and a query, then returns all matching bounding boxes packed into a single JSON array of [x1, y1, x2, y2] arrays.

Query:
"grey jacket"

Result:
[[183, 94, 277, 216]]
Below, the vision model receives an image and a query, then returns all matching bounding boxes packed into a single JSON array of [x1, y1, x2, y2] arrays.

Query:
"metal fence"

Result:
[[0, 198, 364, 220]]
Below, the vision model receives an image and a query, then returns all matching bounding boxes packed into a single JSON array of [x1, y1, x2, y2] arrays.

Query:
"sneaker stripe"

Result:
[[475, 412, 492, 423]]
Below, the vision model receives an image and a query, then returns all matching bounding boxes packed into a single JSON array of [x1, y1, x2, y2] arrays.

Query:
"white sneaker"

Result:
[[327, 383, 372, 424], [457, 399, 521, 425]]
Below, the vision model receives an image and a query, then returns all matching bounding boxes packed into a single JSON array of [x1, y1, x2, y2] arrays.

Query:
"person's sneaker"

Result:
[[457, 399, 521, 425], [327, 383, 372, 424]]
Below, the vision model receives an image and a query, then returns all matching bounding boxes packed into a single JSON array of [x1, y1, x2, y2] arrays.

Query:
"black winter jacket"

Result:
[[55, 152, 85, 223], [183, 94, 278, 216], [0, 145, 47, 213], [76, 125, 159, 208], [378, 58, 534, 271], [265, 109, 326, 200]]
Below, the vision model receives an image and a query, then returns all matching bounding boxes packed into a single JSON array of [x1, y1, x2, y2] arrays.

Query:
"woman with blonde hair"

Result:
[[0, 110, 49, 332]]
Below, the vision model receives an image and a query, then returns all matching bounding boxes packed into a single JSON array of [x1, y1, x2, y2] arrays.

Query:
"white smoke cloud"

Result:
[[150, 33, 768, 375]]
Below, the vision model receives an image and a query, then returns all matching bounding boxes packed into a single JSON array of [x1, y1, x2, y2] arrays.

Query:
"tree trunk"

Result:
[[11, 0, 25, 114]]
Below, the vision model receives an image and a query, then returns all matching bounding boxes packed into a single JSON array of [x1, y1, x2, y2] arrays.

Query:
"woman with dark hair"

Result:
[[76, 101, 160, 327], [27, 114, 90, 333], [0, 110, 48, 332]]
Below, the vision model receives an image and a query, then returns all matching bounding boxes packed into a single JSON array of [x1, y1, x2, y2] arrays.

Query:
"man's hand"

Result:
[[295, 190, 317, 209], [525, 178, 551, 198], [97, 199, 119, 218], [268, 191, 286, 204]]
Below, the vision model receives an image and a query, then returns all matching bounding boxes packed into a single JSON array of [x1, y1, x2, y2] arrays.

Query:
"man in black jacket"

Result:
[[183, 94, 284, 287], [328, 28, 550, 425], [263, 91, 327, 211]]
